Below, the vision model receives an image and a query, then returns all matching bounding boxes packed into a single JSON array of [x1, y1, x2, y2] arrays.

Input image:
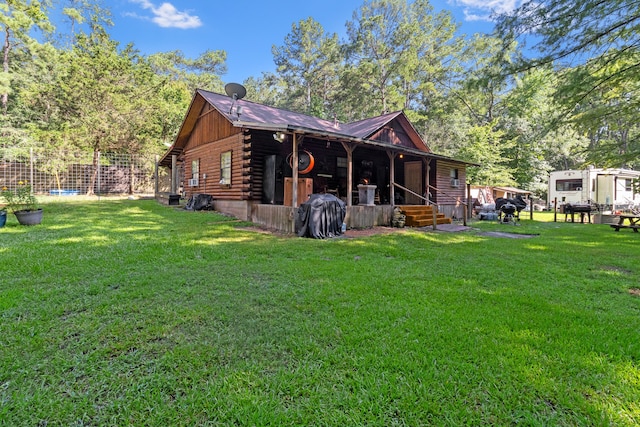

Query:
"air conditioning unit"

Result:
[[188, 178, 199, 187], [451, 178, 460, 188]]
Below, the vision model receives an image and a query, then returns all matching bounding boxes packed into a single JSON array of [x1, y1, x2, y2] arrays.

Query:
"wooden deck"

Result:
[[251, 204, 395, 232], [167, 200, 456, 234]]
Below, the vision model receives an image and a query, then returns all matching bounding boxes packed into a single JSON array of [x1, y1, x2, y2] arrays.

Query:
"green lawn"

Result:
[[1, 200, 639, 426]]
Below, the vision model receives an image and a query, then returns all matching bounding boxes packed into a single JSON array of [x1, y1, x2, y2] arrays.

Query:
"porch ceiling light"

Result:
[[273, 132, 286, 143]]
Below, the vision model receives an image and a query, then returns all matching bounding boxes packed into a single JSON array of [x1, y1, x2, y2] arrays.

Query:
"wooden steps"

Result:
[[398, 205, 452, 227]]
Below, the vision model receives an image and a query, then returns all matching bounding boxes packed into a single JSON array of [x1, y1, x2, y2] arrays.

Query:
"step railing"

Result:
[[393, 183, 430, 205], [393, 182, 468, 226]]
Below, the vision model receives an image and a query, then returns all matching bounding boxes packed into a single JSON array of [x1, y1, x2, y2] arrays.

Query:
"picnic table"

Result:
[[609, 214, 640, 232]]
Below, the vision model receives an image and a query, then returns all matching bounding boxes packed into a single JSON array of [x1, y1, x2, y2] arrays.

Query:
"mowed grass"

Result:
[[1, 200, 639, 426]]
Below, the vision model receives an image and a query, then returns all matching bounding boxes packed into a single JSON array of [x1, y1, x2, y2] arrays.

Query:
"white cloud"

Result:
[[449, 0, 521, 22], [129, 0, 202, 29]]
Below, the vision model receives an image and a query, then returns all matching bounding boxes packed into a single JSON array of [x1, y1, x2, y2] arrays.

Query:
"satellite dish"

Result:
[[225, 83, 246, 100]]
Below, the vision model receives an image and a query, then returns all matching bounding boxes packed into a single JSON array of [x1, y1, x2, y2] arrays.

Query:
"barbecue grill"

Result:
[[563, 203, 592, 223], [499, 202, 517, 225]]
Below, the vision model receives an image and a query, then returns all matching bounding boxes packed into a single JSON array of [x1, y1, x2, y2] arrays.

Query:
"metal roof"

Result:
[[160, 89, 476, 167]]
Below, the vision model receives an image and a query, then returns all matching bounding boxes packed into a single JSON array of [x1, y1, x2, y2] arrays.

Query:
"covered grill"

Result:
[[295, 194, 346, 239], [185, 193, 214, 211]]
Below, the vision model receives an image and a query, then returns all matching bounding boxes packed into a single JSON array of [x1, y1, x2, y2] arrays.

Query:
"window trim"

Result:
[[555, 179, 582, 192], [220, 151, 232, 187], [190, 159, 200, 186]]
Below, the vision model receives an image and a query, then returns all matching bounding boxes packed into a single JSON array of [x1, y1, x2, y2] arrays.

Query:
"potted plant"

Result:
[[1, 181, 43, 225]]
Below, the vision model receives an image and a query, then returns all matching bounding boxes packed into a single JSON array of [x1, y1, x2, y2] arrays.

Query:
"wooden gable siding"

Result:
[[188, 104, 241, 149], [368, 117, 429, 152], [370, 125, 408, 147], [434, 160, 466, 203]]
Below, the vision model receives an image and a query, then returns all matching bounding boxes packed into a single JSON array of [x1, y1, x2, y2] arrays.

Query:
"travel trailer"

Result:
[[548, 168, 640, 210]]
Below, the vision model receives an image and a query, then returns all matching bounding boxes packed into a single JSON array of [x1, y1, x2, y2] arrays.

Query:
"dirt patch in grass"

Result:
[[601, 265, 633, 275], [240, 224, 540, 239], [629, 288, 640, 297], [344, 226, 406, 237], [238, 225, 407, 238], [476, 231, 539, 239]]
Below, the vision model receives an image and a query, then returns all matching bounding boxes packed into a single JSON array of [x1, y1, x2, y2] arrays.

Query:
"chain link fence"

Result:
[[1, 148, 160, 196]]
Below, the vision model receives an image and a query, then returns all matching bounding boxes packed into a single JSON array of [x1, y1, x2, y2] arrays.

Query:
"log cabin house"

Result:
[[158, 88, 475, 232]]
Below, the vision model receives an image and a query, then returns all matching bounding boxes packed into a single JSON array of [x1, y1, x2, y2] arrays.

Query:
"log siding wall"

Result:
[[434, 160, 467, 203], [182, 108, 249, 200]]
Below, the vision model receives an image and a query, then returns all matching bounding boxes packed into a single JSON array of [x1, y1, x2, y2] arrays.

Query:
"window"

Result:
[[191, 159, 199, 177], [450, 168, 459, 187], [555, 179, 582, 191], [624, 178, 633, 192], [336, 157, 347, 178], [220, 151, 232, 186], [189, 159, 200, 186]]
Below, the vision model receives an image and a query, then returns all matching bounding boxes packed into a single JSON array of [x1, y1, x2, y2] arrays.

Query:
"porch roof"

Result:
[[233, 119, 471, 165]]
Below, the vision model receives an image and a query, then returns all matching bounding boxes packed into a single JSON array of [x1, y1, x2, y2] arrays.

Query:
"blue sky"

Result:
[[108, 0, 523, 84]]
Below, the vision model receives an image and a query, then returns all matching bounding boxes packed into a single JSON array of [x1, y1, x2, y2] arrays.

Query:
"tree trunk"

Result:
[[129, 160, 135, 195], [2, 28, 10, 115], [87, 149, 99, 196]]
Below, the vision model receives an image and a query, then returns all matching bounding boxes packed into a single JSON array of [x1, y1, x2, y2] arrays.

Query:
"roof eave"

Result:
[[233, 121, 477, 166]]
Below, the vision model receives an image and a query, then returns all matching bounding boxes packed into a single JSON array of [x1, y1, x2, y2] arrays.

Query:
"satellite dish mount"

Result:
[[225, 83, 247, 117]]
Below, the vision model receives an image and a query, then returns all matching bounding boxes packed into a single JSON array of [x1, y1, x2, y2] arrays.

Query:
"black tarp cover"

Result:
[[185, 194, 214, 211], [295, 194, 346, 238]]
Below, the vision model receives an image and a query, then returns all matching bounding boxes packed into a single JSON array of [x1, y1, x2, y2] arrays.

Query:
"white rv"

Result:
[[548, 168, 640, 210]]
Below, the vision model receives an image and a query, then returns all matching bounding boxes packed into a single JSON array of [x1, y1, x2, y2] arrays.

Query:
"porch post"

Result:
[[424, 157, 431, 205], [292, 133, 299, 208], [154, 155, 159, 197], [171, 155, 177, 194], [341, 143, 355, 207], [387, 151, 396, 206], [467, 183, 472, 224]]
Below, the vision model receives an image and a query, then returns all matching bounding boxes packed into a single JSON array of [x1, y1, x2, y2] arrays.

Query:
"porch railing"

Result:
[[393, 182, 429, 205]]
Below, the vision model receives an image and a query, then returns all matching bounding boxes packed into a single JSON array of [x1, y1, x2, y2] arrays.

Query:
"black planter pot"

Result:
[[14, 208, 43, 226]]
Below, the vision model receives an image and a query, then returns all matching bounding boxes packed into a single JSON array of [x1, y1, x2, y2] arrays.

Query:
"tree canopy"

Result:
[[1, 0, 638, 198], [495, 0, 640, 169]]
